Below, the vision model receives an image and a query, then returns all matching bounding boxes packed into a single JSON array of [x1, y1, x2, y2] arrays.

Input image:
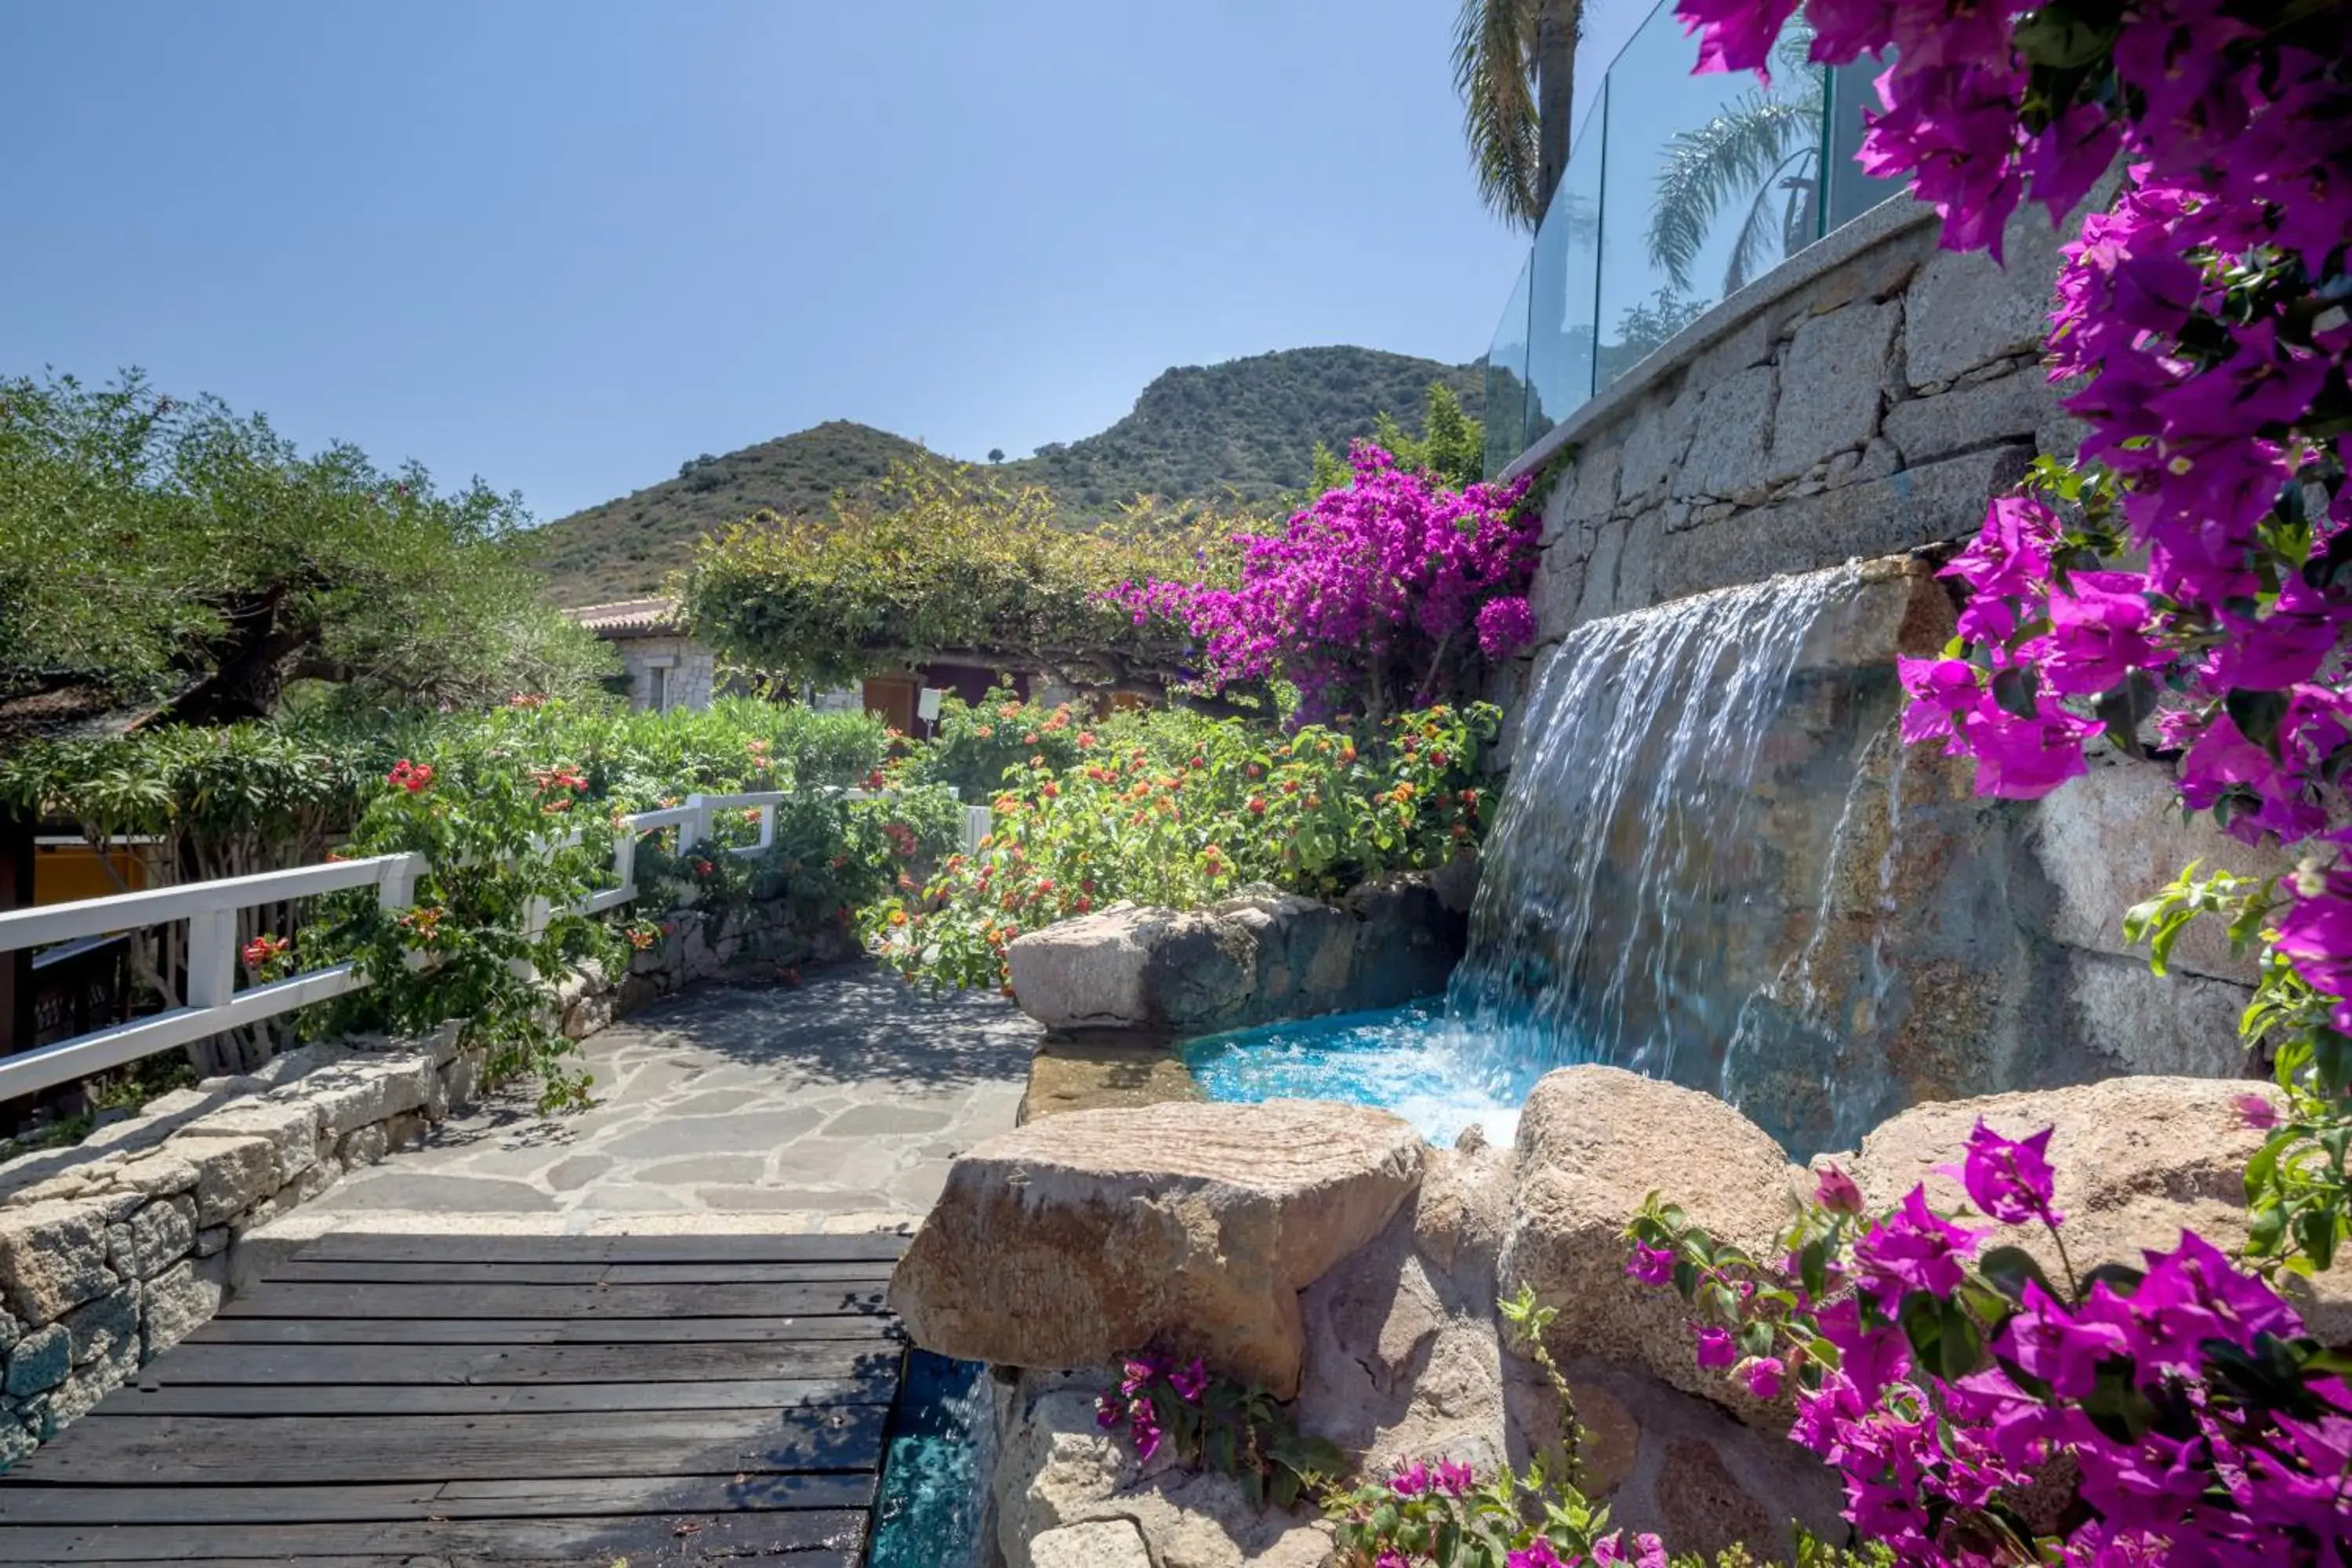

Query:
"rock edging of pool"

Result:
[[1004, 868, 1474, 1037]]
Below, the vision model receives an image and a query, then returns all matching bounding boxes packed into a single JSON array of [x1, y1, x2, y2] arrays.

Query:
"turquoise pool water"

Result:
[[1181, 1000, 1537, 1149], [868, 1351, 995, 1568]]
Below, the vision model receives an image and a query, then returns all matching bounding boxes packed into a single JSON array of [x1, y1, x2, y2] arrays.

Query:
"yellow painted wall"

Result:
[[34, 844, 151, 905]]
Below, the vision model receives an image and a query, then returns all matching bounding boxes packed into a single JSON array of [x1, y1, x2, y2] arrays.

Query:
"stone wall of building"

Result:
[[0, 889, 845, 1464], [617, 633, 718, 713]]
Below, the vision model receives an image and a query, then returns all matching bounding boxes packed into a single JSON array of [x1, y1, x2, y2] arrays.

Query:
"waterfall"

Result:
[[1448, 561, 1891, 1153]]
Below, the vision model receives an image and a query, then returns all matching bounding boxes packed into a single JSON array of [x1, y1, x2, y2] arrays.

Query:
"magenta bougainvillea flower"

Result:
[[1626, 1241, 1678, 1284], [1954, 1120, 2063, 1227], [1109, 445, 1537, 721]]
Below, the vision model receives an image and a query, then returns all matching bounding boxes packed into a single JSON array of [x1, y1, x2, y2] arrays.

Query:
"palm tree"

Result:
[[1645, 28, 1824, 296], [1454, 0, 1584, 232]]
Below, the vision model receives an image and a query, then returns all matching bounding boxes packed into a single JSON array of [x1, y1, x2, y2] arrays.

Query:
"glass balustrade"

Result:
[[1481, 0, 1903, 476]]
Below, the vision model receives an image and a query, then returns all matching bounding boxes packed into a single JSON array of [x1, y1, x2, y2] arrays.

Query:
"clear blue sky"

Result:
[[1, 1, 1653, 523]]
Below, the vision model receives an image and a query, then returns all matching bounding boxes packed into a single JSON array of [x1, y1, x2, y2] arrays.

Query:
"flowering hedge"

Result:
[[1627, 1121, 2350, 1564], [308, 698, 950, 1109], [863, 695, 1498, 990], [1112, 445, 1540, 723]]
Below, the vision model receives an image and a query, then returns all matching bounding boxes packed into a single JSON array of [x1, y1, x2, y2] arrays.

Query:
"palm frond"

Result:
[[1644, 93, 1814, 295], [1771, 20, 1819, 82], [1725, 148, 1818, 293], [1455, 0, 1542, 230]]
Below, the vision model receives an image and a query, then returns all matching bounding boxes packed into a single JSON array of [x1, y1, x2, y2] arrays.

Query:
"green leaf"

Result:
[[2011, 4, 2122, 67], [1977, 1244, 2058, 1305], [2080, 1262, 2145, 1298], [2294, 1204, 2339, 1270], [2227, 688, 2292, 760], [2081, 1357, 2158, 1444], [1798, 1238, 1828, 1302], [1991, 665, 2042, 722]]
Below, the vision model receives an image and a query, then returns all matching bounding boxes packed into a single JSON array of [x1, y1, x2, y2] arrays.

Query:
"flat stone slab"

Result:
[[296, 964, 1036, 1226], [891, 1099, 1426, 1396], [1018, 1036, 1203, 1122]]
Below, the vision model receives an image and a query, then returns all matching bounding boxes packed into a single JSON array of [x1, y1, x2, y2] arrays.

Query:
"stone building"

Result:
[[564, 599, 720, 713]]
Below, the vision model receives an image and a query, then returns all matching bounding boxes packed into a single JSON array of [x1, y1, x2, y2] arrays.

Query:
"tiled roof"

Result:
[[563, 597, 680, 637]]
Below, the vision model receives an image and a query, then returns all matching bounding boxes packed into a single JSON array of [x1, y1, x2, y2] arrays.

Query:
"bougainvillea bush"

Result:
[[1112, 444, 1540, 724], [1669, 0, 2352, 1270], [1096, 1287, 1889, 1568], [1628, 1121, 2351, 1564], [863, 695, 1498, 989]]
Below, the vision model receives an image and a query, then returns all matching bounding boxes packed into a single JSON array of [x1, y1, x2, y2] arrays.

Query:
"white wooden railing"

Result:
[[0, 788, 990, 1104]]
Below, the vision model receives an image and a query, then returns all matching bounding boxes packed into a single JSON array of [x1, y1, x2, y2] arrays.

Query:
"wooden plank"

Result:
[[0, 1471, 877, 1526], [220, 1279, 888, 1319], [292, 1231, 908, 1265], [0, 1509, 866, 1563], [119, 1338, 895, 1386], [264, 1258, 895, 1286], [92, 1373, 895, 1417], [186, 1312, 895, 1346], [5, 1406, 888, 1486]]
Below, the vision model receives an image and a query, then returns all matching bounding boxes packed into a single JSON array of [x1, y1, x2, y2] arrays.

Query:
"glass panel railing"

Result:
[[1484, 0, 1915, 474], [1523, 81, 1608, 452], [1823, 54, 1905, 230], [1596, 6, 1822, 393], [1482, 254, 1534, 479]]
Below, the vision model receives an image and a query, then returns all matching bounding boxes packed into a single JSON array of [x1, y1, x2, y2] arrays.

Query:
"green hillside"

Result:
[[528, 346, 1483, 605]]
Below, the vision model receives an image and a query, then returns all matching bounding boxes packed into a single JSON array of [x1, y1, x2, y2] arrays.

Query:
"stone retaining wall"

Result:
[[0, 890, 844, 1465], [1504, 190, 2100, 693], [0, 1029, 477, 1465]]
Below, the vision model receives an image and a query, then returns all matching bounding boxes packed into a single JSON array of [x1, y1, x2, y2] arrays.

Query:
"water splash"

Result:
[[1447, 563, 1865, 1139], [1184, 1001, 1537, 1149]]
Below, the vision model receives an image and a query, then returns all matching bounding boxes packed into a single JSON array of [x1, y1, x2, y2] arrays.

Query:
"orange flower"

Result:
[[889, 909, 909, 927]]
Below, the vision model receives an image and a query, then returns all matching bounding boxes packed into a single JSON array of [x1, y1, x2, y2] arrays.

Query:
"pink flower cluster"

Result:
[[1092, 1351, 1208, 1461], [1677, 0, 2352, 1025], [1110, 445, 1538, 720], [1501, 1534, 1667, 1568], [1630, 1121, 2352, 1563]]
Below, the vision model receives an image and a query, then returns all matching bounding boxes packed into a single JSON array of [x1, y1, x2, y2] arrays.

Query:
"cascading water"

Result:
[[1446, 561, 1893, 1153], [1189, 557, 1927, 1160]]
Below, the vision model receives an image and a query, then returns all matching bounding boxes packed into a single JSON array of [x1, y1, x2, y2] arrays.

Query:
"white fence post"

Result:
[[184, 909, 237, 1010]]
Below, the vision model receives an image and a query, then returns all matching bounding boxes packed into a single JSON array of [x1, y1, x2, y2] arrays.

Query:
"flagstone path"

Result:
[[285, 962, 1037, 1232]]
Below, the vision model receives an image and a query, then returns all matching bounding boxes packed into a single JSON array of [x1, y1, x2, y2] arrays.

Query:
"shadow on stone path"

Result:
[[289, 961, 1037, 1227]]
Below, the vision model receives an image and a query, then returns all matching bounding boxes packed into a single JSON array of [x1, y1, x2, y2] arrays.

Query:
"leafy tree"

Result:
[[1454, 0, 1585, 231], [1313, 383, 1487, 496], [987, 448, 1005, 464], [679, 464, 1246, 694], [0, 370, 613, 726]]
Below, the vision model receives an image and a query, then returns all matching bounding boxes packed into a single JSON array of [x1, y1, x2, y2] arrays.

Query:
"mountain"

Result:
[[528, 347, 1483, 604]]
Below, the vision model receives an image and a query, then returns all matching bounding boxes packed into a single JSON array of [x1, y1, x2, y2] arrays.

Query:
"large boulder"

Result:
[[891, 1100, 1426, 1396], [1500, 1067, 1807, 1417], [1841, 1076, 2350, 1334], [1005, 880, 1467, 1036]]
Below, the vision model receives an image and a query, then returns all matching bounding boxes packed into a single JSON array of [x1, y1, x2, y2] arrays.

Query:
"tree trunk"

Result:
[[1533, 0, 1582, 220], [159, 585, 318, 726]]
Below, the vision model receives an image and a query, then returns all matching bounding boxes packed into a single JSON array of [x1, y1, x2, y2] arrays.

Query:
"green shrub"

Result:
[[866, 698, 1500, 989]]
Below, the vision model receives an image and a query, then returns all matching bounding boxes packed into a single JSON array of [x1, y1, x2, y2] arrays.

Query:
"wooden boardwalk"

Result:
[[0, 1231, 911, 1566]]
